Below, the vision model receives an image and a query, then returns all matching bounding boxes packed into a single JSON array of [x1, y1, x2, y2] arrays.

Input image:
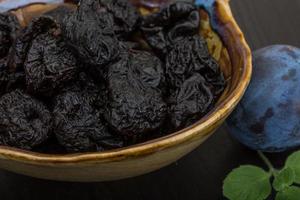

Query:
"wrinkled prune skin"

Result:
[[24, 27, 78, 96], [53, 91, 123, 153], [141, 2, 199, 56], [166, 36, 225, 129], [0, 90, 52, 150], [0, 0, 226, 153], [12, 17, 56, 71], [66, 72, 107, 111], [76, 73, 103, 105], [62, 0, 120, 67], [105, 51, 167, 138], [0, 13, 20, 59], [166, 35, 225, 96], [105, 0, 140, 39], [0, 66, 8, 95], [0, 13, 22, 96], [12, 16, 78, 96], [168, 73, 214, 129], [0, 67, 25, 97]]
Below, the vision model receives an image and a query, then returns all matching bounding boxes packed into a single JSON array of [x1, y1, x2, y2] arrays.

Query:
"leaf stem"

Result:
[[257, 151, 276, 174]]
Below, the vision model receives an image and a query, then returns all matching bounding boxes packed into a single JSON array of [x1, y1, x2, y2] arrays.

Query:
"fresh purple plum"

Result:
[[227, 45, 300, 152]]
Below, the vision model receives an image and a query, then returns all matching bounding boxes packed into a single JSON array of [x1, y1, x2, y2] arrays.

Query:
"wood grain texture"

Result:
[[231, 0, 300, 50], [0, 0, 299, 199]]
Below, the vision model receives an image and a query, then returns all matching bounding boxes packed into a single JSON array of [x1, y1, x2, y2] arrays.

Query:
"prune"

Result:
[[168, 73, 214, 129], [105, 0, 140, 39], [66, 72, 107, 110], [166, 35, 225, 96], [0, 13, 20, 59], [0, 13, 21, 95], [0, 90, 52, 150], [0, 66, 25, 96], [62, 0, 120, 67], [24, 28, 78, 96], [0, 66, 8, 95], [104, 50, 167, 138], [0, 0, 226, 153], [13, 16, 78, 96], [141, 2, 200, 55], [227, 45, 300, 152], [12, 17, 56, 71], [53, 91, 123, 153]]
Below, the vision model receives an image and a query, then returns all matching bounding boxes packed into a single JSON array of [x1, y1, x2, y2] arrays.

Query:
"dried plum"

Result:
[[168, 73, 214, 129], [105, 0, 140, 39], [141, 2, 199, 55], [53, 91, 123, 153], [62, 0, 120, 67], [0, 13, 20, 59], [12, 17, 56, 71], [11, 16, 78, 96], [0, 67, 25, 97], [105, 50, 167, 138], [166, 35, 225, 129], [166, 35, 225, 96], [0, 0, 226, 153], [0, 66, 8, 95], [24, 27, 78, 96], [0, 13, 22, 95], [66, 72, 107, 111], [0, 90, 52, 150]]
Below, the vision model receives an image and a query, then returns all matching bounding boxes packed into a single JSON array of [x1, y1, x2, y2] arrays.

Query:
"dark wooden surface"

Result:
[[1, 0, 300, 199]]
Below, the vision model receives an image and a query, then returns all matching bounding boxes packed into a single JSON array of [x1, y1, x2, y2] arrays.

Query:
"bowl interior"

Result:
[[0, 0, 250, 160]]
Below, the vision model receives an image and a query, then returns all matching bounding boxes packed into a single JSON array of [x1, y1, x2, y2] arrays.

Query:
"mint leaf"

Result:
[[275, 186, 300, 200], [223, 165, 271, 200], [273, 167, 295, 191], [285, 151, 300, 183]]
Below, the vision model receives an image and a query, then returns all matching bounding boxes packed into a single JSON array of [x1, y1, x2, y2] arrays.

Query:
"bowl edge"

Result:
[[0, 0, 252, 165]]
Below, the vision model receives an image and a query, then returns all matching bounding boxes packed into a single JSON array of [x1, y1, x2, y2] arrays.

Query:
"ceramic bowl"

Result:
[[0, 0, 251, 182]]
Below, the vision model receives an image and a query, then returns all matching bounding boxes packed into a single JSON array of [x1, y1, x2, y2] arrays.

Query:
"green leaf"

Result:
[[273, 167, 295, 191], [275, 186, 300, 200], [223, 165, 272, 200], [286, 150, 300, 183]]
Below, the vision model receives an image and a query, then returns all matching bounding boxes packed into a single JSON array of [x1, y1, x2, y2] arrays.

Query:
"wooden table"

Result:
[[1, 0, 300, 199]]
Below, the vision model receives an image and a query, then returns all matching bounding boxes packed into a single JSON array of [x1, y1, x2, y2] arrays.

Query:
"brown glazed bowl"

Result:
[[0, 0, 251, 182]]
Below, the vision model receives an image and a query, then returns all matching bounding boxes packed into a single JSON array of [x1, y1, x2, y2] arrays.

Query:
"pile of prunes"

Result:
[[0, 0, 225, 153]]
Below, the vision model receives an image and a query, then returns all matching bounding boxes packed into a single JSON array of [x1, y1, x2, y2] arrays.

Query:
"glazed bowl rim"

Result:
[[0, 0, 252, 165]]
